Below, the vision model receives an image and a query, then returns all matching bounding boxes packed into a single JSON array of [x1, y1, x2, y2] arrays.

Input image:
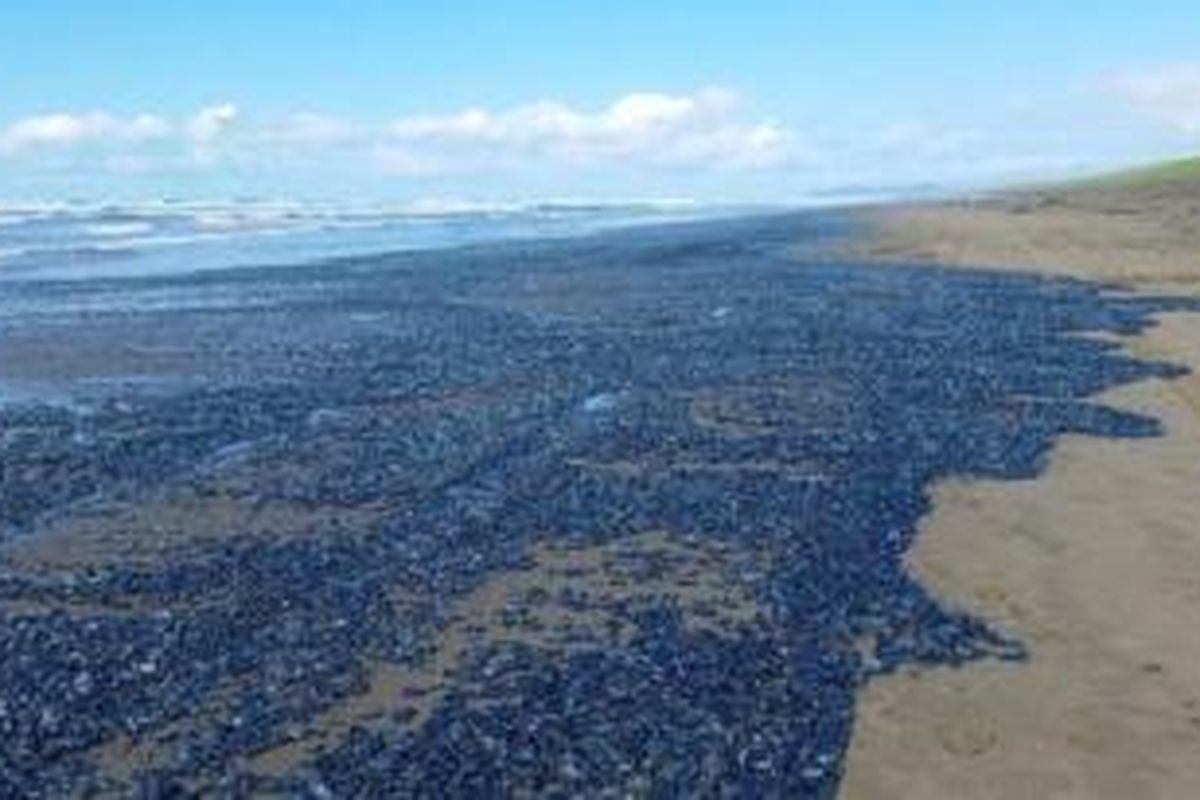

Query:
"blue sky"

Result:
[[2, 1, 1199, 202]]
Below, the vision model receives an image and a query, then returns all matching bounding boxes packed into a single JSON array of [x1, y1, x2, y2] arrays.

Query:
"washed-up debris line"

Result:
[[1, 214, 1197, 798]]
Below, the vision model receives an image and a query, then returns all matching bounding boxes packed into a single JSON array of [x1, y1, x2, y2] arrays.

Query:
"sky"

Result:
[[1, 1, 1199, 203]]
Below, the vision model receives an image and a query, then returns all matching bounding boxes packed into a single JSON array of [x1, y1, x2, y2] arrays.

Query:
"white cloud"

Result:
[[186, 103, 239, 144], [380, 89, 801, 172], [0, 105, 237, 159], [390, 108, 494, 140], [0, 90, 802, 178], [268, 112, 360, 146], [370, 144, 451, 176], [0, 111, 170, 154], [1107, 63, 1200, 134]]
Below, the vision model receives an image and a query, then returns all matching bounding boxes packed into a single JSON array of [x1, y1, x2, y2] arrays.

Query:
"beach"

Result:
[[843, 177, 1200, 798], [6, 2, 1199, 796], [0, 200, 1197, 796]]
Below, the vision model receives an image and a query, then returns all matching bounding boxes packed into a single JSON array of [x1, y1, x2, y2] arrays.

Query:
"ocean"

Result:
[[0, 198, 744, 283]]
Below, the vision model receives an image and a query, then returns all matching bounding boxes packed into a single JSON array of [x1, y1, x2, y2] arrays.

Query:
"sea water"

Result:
[[0, 198, 735, 282]]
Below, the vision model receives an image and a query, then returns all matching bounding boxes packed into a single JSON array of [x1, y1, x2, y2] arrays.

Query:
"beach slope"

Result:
[[842, 161, 1200, 798]]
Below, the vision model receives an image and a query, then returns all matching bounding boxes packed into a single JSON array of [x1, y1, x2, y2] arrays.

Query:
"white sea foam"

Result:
[[81, 222, 156, 238], [0, 195, 735, 282]]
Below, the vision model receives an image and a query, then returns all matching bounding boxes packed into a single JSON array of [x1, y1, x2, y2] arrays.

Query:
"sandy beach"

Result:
[[6, 3, 1200, 795], [843, 175, 1200, 798], [2, 195, 1198, 795]]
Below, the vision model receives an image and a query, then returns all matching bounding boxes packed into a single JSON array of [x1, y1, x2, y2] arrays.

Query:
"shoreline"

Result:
[[2, 198, 1198, 794], [841, 194, 1200, 798]]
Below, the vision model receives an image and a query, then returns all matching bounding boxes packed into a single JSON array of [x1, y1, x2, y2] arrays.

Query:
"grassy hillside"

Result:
[[1079, 155, 1200, 190]]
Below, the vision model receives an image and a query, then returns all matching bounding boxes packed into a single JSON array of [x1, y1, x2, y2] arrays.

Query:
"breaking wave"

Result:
[[0, 197, 742, 281]]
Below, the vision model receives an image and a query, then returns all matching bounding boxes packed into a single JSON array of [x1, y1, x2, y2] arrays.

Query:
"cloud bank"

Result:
[[3, 78, 1191, 199], [0, 112, 171, 154], [0, 103, 240, 162], [0, 90, 801, 177], [375, 89, 796, 173]]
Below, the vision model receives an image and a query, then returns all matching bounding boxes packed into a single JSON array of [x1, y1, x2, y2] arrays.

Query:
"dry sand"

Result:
[[841, 188, 1200, 798], [852, 179, 1200, 286]]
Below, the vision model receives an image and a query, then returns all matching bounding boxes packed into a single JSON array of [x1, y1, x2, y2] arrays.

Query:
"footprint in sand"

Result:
[[936, 709, 999, 757]]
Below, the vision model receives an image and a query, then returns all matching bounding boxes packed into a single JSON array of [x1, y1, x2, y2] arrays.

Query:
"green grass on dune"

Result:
[[1079, 155, 1200, 189]]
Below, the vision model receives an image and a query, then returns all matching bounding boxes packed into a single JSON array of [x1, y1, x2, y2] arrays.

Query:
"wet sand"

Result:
[[843, 188, 1200, 798]]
